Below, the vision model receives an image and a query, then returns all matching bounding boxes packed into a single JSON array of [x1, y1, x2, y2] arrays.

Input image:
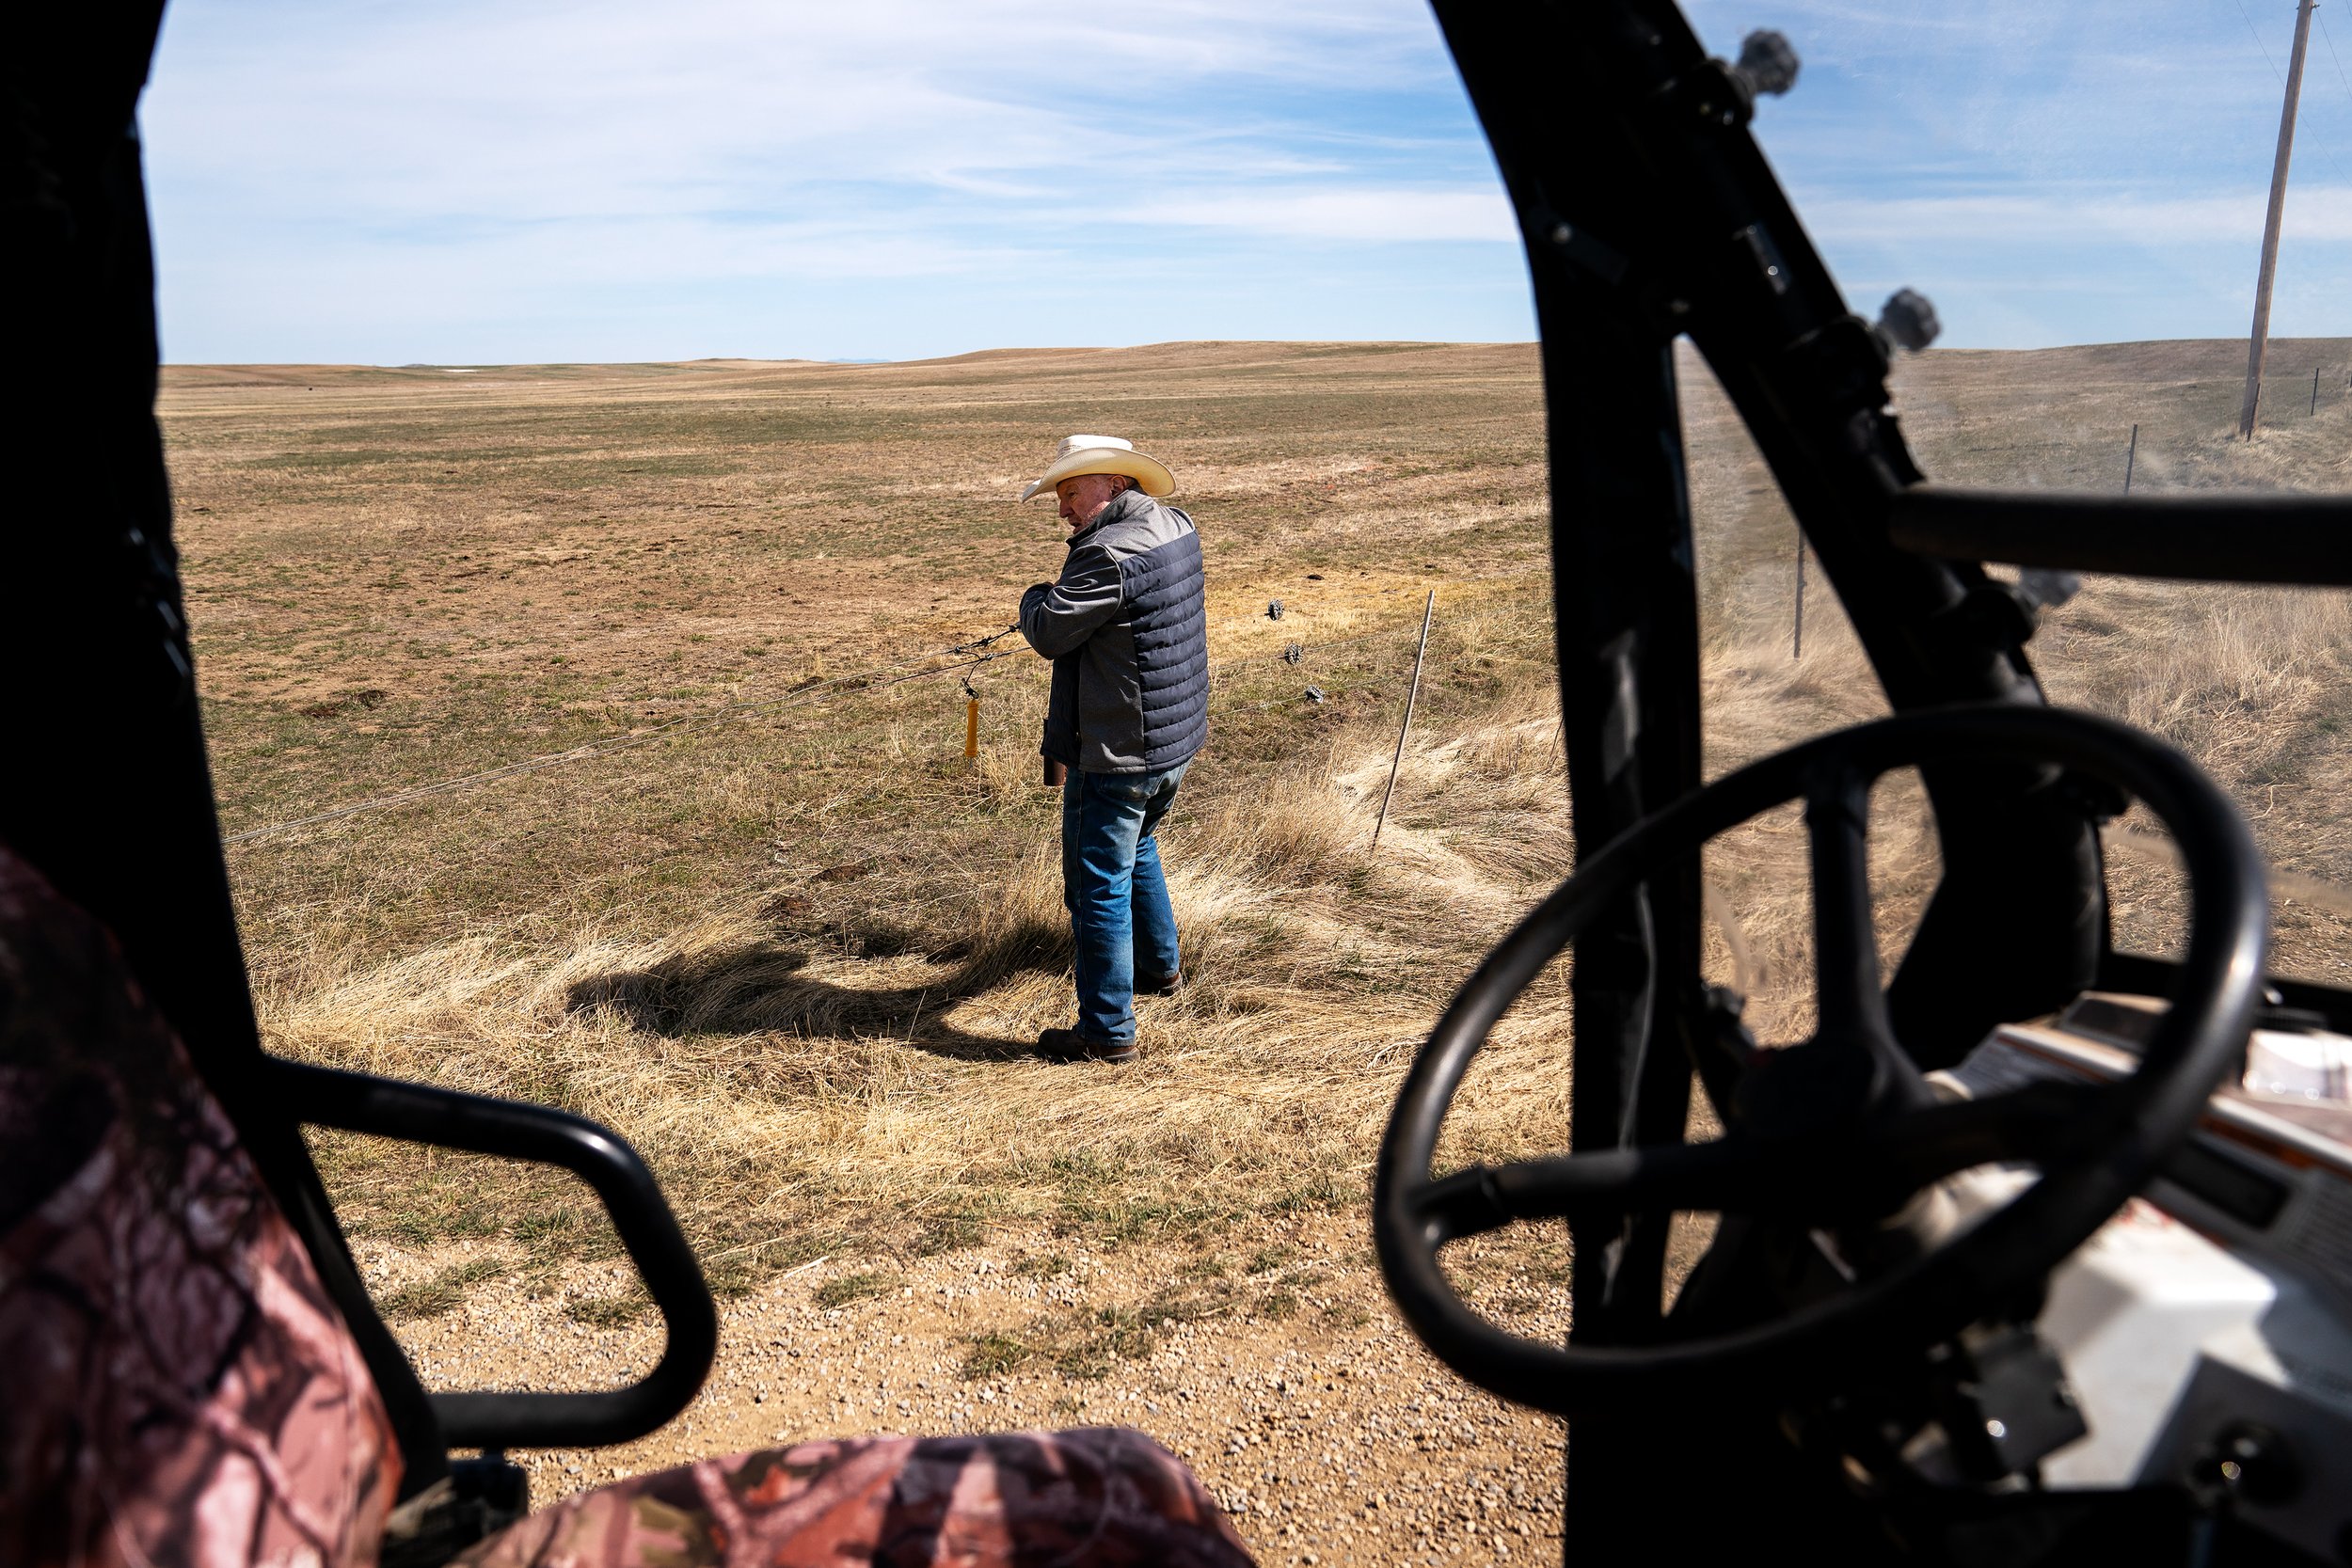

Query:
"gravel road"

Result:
[[367, 1211, 1569, 1565]]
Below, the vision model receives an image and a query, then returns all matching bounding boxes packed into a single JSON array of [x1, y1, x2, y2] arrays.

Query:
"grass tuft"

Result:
[[961, 1288, 1232, 1384], [961, 1332, 1036, 1380], [565, 1291, 651, 1327], [911, 1212, 984, 1258], [380, 1256, 508, 1320], [813, 1270, 900, 1310]]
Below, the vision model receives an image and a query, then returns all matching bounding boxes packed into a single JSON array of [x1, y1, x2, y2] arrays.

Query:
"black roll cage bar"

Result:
[[10, 6, 720, 1499], [1427, 0, 2349, 1549]]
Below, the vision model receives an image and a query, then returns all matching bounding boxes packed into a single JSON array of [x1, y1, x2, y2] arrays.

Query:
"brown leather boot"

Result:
[[1035, 1027, 1138, 1064]]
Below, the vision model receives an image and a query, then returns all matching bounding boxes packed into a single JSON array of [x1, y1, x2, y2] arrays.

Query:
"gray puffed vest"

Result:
[[1018, 490, 1208, 774]]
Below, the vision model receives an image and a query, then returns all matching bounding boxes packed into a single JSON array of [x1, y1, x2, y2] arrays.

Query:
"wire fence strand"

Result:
[[224, 633, 1018, 845], [222, 604, 1501, 846]]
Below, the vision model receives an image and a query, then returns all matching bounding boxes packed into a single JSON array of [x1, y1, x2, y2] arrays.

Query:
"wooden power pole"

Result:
[[2240, 0, 2318, 440]]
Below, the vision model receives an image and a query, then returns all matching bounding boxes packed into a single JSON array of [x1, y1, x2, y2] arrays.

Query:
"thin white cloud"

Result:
[[1128, 187, 1516, 242], [1805, 186, 2352, 245], [147, 0, 1453, 217]]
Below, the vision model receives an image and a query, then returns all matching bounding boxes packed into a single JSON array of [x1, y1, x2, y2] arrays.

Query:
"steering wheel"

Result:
[[1374, 704, 2267, 1418]]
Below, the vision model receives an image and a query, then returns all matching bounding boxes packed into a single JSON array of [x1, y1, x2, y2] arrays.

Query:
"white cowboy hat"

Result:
[[1019, 434, 1176, 503]]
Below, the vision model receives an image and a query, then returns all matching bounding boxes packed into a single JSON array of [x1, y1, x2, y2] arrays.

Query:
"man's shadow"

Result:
[[564, 920, 1070, 1063]]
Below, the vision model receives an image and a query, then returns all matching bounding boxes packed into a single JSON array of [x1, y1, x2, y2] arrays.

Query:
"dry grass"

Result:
[[264, 671, 1582, 1264], [163, 337, 2352, 1299]]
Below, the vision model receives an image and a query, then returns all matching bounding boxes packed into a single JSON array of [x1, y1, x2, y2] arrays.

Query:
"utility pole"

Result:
[[2239, 0, 2317, 440]]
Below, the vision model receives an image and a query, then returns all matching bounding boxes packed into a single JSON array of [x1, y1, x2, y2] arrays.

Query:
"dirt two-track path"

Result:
[[373, 1210, 1574, 1566]]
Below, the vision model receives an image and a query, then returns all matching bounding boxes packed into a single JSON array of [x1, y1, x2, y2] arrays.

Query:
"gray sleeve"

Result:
[[1019, 544, 1124, 657]]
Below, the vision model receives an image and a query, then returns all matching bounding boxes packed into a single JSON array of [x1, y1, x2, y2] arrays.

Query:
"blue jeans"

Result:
[[1061, 761, 1187, 1045]]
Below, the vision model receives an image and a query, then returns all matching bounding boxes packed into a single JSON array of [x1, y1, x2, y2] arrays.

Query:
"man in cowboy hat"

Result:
[[1016, 435, 1209, 1065]]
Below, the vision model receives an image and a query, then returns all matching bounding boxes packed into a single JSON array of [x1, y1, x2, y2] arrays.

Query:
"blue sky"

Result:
[[142, 0, 2352, 362]]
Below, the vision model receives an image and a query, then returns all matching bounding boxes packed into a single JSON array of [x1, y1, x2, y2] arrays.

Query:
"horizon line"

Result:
[[159, 332, 2352, 373]]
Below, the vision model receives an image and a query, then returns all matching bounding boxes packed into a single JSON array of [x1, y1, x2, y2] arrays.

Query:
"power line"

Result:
[[2318, 8, 2352, 118], [2232, 0, 2352, 187], [2235, 0, 2288, 82]]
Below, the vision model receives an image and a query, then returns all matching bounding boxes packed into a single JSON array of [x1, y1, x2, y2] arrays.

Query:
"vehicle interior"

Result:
[[8, 1, 2352, 1564]]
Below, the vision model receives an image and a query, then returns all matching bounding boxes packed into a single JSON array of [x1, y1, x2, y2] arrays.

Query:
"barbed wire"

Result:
[[939, 624, 1023, 657], [223, 631, 1018, 845], [222, 605, 1507, 846]]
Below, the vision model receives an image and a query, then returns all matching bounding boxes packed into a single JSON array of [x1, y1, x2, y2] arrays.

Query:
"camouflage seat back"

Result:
[[451, 1431, 1256, 1568], [0, 844, 1256, 1568], [0, 847, 403, 1568]]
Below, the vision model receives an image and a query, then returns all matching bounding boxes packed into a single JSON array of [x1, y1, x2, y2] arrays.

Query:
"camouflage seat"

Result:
[[0, 849, 1252, 1568]]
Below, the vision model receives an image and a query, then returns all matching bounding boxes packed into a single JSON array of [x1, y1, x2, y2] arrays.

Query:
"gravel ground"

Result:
[[367, 1211, 1569, 1565]]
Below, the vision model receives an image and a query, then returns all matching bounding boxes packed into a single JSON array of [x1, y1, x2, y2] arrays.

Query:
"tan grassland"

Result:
[[161, 337, 2350, 1560]]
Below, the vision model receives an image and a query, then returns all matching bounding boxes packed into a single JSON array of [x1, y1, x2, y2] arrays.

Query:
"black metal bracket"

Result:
[[1891, 487, 2352, 585], [278, 1059, 719, 1449]]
